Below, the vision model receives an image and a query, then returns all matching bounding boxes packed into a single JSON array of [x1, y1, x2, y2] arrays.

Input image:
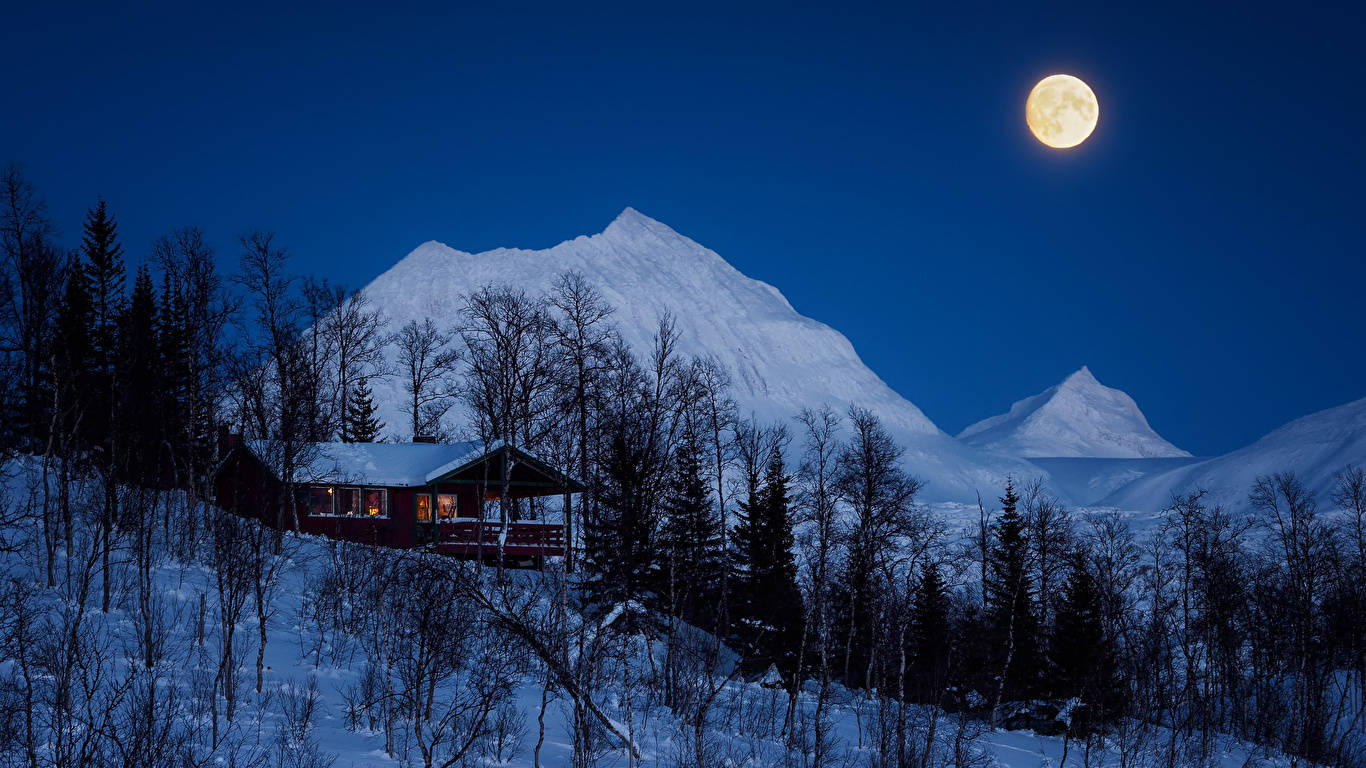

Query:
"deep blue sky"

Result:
[[3, 1, 1363, 456]]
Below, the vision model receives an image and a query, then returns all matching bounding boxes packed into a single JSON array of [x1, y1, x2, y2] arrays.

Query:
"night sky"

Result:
[[3, 1, 1362, 456]]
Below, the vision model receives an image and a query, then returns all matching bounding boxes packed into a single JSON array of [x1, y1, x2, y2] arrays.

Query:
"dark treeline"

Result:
[[0, 165, 1364, 768]]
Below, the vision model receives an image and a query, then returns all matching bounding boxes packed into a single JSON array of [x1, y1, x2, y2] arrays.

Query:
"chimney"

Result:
[[413, 434, 438, 444], [217, 424, 243, 459]]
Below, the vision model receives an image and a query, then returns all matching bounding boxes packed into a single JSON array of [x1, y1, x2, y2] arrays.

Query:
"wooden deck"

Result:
[[429, 520, 565, 559]]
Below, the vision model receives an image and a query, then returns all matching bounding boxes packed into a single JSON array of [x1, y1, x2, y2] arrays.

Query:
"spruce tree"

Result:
[[657, 428, 724, 629], [342, 379, 384, 443], [80, 198, 125, 613], [1048, 555, 1123, 732], [80, 198, 126, 452], [584, 429, 657, 606], [732, 447, 804, 675], [908, 563, 951, 703], [156, 273, 191, 460], [985, 477, 1040, 703], [117, 266, 162, 485], [51, 268, 93, 456]]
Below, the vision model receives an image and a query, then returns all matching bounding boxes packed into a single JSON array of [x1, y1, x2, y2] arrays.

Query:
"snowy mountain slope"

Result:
[[360, 208, 1039, 503], [958, 366, 1192, 459], [1027, 456, 1206, 506], [1101, 395, 1366, 511]]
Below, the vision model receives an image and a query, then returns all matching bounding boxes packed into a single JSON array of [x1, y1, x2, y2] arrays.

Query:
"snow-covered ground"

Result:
[[0, 459, 1316, 768]]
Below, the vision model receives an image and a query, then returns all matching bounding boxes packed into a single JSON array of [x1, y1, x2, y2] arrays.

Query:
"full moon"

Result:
[[1026, 74, 1099, 149]]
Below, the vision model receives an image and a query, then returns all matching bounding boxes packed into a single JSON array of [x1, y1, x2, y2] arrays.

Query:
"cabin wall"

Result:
[[215, 449, 420, 548], [213, 449, 280, 525], [294, 486, 419, 549]]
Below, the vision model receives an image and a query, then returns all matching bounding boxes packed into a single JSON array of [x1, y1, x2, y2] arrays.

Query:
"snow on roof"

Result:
[[422, 439, 507, 483], [248, 440, 487, 487], [243, 439, 565, 488]]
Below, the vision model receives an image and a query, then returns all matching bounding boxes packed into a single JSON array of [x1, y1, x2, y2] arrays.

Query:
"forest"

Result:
[[0, 164, 1363, 768]]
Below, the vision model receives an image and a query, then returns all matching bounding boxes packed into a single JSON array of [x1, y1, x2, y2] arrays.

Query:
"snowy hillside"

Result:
[[0, 461, 1313, 768], [361, 208, 1039, 503], [959, 366, 1191, 459], [1101, 395, 1366, 511]]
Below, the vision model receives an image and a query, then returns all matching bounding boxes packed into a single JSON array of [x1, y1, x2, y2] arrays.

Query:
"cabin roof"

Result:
[[240, 439, 578, 489]]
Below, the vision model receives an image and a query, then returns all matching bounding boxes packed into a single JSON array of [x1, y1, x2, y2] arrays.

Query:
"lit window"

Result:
[[416, 494, 432, 523], [437, 493, 458, 521], [339, 488, 361, 516], [307, 487, 334, 517], [365, 489, 387, 517]]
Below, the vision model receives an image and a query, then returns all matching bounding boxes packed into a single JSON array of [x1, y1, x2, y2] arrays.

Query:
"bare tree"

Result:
[[208, 511, 255, 736], [460, 285, 565, 570], [691, 356, 737, 553], [834, 405, 925, 690], [233, 232, 317, 538], [1023, 479, 1074, 627], [0, 165, 64, 453], [793, 404, 841, 761], [549, 271, 616, 572], [1333, 466, 1366, 707], [1251, 472, 1340, 762], [460, 285, 563, 452], [394, 318, 460, 440], [247, 519, 291, 695], [319, 287, 387, 441], [300, 278, 345, 439], [152, 227, 236, 555]]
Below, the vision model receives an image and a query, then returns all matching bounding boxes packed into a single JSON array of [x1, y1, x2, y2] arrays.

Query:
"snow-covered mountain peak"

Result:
[[958, 367, 1191, 459], [591, 207, 743, 280], [595, 207, 689, 251], [366, 210, 1056, 483], [603, 206, 666, 236], [1059, 365, 1099, 389]]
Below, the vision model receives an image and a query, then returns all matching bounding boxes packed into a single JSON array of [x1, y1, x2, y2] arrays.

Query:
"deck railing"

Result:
[[431, 520, 565, 558]]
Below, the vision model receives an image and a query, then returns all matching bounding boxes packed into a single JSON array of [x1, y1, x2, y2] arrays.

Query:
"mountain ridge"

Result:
[[1100, 394, 1366, 510], [354, 208, 1362, 511], [358, 207, 1052, 503]]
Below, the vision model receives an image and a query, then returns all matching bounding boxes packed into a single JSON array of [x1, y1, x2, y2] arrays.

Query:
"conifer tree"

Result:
[[907, 563, 951, 703], [156, 273, 191, 460], [731, 446, 803, 674], [80, 198, 126, 613], [657, 428, 724, 629], [51, 268, 93, 456], [80, 198, 126, 451], [584, 428, 657, 606], [342, 379, 384, 443], [1048, 555, 1123, 732], [117, 266, 161, 485], [985, 478, 1040, 704]]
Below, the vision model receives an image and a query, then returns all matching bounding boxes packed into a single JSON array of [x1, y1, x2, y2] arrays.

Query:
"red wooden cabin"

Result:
[[212, 437, 582, 563]]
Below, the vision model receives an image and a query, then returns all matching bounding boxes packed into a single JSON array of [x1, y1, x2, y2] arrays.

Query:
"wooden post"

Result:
[[430, 482, 439, 546], [563, 491, 574, 573]]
